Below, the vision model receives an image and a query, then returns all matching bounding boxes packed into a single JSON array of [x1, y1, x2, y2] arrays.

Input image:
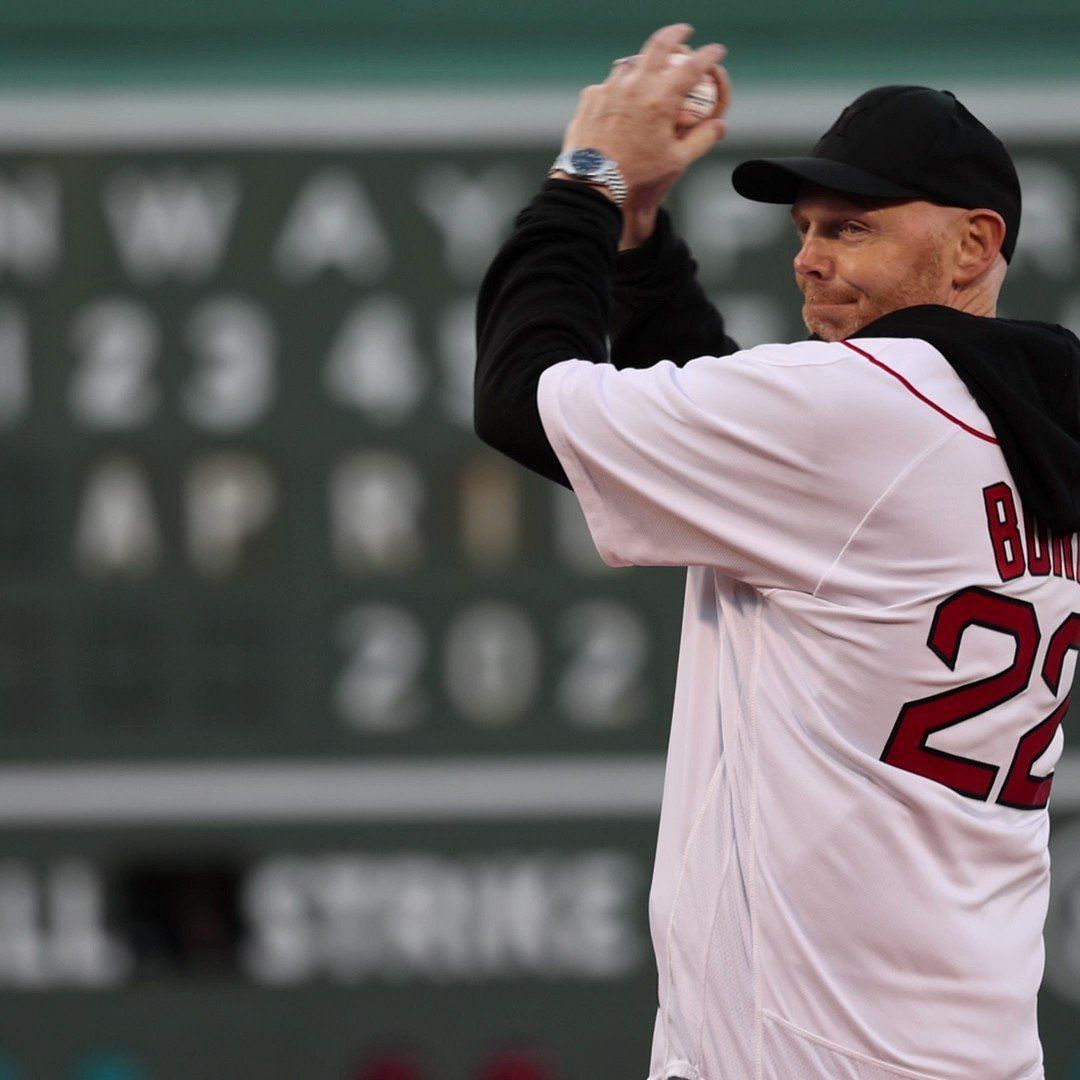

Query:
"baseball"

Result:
[[616, 52, 720, 129], [669, 53, 720, 128]]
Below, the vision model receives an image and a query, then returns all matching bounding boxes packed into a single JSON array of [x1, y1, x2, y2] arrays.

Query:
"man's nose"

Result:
[[793, 236, 832, 280]]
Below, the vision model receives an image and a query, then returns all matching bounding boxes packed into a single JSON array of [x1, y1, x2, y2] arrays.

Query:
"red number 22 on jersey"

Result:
[[880, 587, 1080, 809]]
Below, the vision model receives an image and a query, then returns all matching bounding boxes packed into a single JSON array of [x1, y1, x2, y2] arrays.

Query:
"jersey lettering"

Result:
[[983, 482, 1025, 581], [882, 590, 1077, 808], [1023, 511, 1051, 576], [1052, 532, 1076, 580], [880, 588, 1038, 800], [983, 480, 1078, 584]]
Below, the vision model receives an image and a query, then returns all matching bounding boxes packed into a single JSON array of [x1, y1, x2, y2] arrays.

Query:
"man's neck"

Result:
[[947, 291, 998, 319]]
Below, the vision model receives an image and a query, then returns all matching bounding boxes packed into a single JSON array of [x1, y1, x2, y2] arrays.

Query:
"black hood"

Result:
[[850, 304, 1080, 535]]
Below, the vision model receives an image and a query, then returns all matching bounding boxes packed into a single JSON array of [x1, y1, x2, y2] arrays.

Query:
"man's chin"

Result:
[[803, 302, 864, 341]]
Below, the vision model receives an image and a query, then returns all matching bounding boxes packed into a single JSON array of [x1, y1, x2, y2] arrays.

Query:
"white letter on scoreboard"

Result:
[[68, 298, 160, 429], [185, 452, 278, 577], [415, 165, 528, 281], [74, 456, 162, 576], [273, 168, 390, 283], [323, 297, 425, 423], [183, 297, 277, 432], [330, 451, 424, 573], [103, 166, 240, 283], [0, 167, 60, 280]]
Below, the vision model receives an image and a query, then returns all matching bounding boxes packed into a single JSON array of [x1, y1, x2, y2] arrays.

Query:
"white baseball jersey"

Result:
[[537, 335, 1071, 1080]]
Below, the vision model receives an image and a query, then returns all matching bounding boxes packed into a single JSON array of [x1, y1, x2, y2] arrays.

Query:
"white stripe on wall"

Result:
[[0, 84, 1075, 147], [0, 756, 666, 825], [0, 753, 1075, 825]]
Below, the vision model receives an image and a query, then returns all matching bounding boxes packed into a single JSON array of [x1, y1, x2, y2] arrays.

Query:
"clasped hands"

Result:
[[554, 23, 733, 249]]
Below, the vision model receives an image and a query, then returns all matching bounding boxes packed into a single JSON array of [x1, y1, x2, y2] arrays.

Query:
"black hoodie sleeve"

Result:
[[474, 181, 619, 487], [474, 179, 738, 486], [612, 204, 740, 369]]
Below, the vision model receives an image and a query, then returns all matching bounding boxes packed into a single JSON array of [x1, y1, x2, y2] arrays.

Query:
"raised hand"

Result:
[[558, 23, 731, 239]]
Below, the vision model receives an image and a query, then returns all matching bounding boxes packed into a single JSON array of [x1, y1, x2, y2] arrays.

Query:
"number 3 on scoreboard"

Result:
[[880, 587, 1080, 809]]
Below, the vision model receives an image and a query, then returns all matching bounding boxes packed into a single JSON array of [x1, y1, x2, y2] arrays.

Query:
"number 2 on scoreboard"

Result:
[[880, 587, 1080, 809]]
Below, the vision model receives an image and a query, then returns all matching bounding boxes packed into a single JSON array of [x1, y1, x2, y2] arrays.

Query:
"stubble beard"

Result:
[[803, 303, 861, 342], [801, 247, 947, 342]]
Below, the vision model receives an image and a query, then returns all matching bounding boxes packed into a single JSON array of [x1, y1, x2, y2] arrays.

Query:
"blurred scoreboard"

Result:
[[0, 88, 1078, 1079]]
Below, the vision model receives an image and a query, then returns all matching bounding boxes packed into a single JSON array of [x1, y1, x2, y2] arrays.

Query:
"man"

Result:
[[474, 24, 1080, 1080]]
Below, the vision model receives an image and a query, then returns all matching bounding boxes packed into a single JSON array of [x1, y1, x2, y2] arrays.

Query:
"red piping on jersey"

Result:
[[840, 339, 999, 444]]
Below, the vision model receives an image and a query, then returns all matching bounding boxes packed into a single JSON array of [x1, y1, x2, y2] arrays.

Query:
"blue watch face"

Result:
[[569, 148, 605, 175]]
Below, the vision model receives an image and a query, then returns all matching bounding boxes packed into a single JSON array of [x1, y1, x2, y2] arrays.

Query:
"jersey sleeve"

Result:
[[536, 341, 879, 592]]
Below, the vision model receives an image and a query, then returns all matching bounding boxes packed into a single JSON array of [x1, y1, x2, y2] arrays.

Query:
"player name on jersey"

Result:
[[985, 480, 1080, 582]]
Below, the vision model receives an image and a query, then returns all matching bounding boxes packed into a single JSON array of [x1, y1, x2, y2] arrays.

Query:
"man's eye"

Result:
[[840, 221, 867, 235]]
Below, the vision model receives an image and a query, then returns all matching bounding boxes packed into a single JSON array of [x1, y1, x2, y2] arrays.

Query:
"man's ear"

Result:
[[953, 209, 1007, 285]]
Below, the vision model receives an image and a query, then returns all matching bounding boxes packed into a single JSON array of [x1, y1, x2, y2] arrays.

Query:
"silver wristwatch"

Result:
[[548, 147, 628, 205]]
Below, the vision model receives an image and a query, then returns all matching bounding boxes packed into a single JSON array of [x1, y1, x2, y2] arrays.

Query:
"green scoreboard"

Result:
[[0, 87, 1078, 1079]]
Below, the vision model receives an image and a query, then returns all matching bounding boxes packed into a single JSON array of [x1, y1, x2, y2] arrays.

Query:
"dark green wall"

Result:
[[0, 0, 1077, 86]]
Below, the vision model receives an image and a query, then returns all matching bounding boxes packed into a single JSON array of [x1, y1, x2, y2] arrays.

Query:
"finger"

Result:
[[711, 63, 733, 119], [662, 43, 727, 97], [605, 54, 639, 83], [639, 23, 694, 73], [609, 42, 693, 85], [678, 116, 728, 161]]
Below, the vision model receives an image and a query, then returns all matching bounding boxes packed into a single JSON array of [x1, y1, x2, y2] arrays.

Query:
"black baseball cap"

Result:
[[731, 86, 1022, 262]]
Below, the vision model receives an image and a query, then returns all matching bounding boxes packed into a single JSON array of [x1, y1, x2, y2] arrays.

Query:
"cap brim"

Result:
[[732, 157, 923, 204]]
